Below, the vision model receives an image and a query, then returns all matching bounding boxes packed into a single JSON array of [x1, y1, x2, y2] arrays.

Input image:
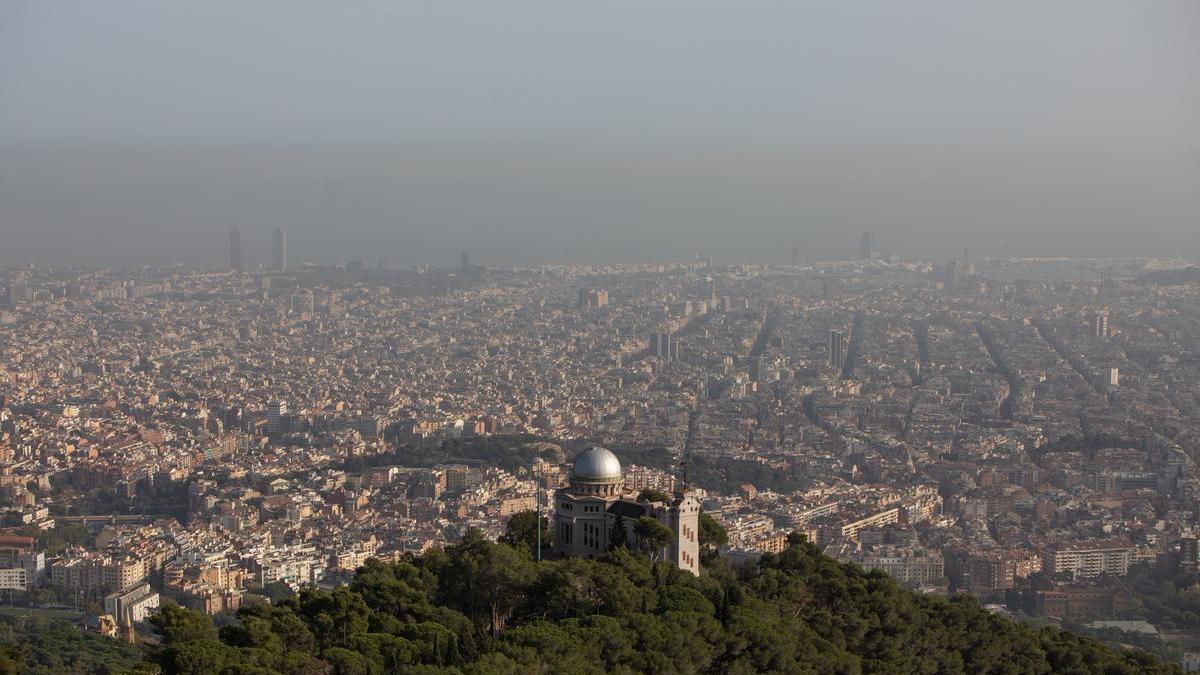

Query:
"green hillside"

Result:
[[122, 529, 1176, 675]]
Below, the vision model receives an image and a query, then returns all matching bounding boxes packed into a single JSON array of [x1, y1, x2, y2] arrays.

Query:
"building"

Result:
[[946, 549, 1014, 596], [272, 227, 288, 271], [51, 556, 147, 595], [578, 288, 609, 309], [945, 260, 960, 290], [0, 535, 43, 591], [553, 447, 700, 575], [841, 508, 900, 540], [857, 546, 944, 587], [230, 226, 243, 271], [0, 568, 29, 592], [650, 332, 678, 361], [5, 283, 32, 310], [460, 250, 470, 273], [245, 545, 325, 588], [1104, 367, 1119, 388], [1181, 537, 1198, 571], [1043, 539, 1136, 580], [829, 330, 846, 370], [104, 583, 160, 628], [1026, 573, 1133, 619], [266, 400, 288, 435], [1094, 313, 1109, 339], [859, 231, 874, 260]]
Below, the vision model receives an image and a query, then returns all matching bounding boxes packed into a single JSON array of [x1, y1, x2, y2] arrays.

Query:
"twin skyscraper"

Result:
[[229, 226, 288, 272]]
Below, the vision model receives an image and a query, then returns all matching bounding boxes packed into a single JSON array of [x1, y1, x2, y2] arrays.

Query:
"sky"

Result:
[[1, 1, 1198, 267]]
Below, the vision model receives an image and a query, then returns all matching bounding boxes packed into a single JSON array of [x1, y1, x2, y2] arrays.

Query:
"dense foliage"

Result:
[[0, 614, 142, 675], [140, 531, 1176, 674], [16, 521, 94, 555], [1121, 563, 1200, 630], [342, 434, 561, 474]]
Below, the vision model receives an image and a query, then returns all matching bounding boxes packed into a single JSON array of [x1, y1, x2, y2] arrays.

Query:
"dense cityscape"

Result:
[[3, 228, 1200, 670]]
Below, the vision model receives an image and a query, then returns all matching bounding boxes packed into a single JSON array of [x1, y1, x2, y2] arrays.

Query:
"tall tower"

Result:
[[272, 228, 288, 271], [229, 227, 243, 271], [460, 250, 470, 273], [791, 245, 799, 266], [859, 231, 874, 260], [829, 329, 846, 369]]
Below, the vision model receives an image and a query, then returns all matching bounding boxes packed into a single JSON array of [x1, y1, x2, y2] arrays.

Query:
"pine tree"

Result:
[[608, 514, 628, 550]]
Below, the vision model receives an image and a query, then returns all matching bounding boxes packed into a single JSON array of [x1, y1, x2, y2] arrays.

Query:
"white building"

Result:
[[552, 447, 701, 575], [104, 583, 160, 628], [0, 568, 29, 592], [1042, 539, 1136, 580]]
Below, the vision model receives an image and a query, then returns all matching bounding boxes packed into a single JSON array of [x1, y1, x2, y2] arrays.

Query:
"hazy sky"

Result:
[[2, 1, 1198, 266]]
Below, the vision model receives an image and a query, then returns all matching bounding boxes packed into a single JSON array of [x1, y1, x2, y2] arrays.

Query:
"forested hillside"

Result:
[[124, 529, 1175, 674]]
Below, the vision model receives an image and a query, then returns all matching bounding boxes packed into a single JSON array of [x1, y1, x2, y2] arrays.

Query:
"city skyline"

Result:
[[2, 2, 1197, 268], [2, 2, 1198, 670]]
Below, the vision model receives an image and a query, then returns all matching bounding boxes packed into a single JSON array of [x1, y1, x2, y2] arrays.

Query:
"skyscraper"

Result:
[[859, 231, 874, 260], [578, 288, 608, 309], [460, 250, 470, 273], [946, 260, 960, 290], [272, 228, 288, 271], [650, 332, 677, 360], [229, 226, 243, 271], [829, 330, 846, 370], [1093, 313, 1109, 339], [267, 400, 288, 435]]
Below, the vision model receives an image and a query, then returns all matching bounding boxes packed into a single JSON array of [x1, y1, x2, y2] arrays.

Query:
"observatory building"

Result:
[[552, 446, 701, 574]]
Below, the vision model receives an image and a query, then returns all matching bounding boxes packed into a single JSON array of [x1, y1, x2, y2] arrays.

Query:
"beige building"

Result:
[[1043, 539, 1136, 580], [552, 447, 701, 575]]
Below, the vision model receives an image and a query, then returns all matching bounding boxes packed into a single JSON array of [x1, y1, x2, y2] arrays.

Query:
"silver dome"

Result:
[[570, 446, 623, 483]]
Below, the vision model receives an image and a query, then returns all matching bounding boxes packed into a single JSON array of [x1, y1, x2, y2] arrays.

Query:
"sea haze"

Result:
[[1, 144, 1197, 268]]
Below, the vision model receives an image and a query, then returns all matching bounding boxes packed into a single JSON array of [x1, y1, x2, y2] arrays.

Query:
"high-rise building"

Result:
[[829, 330, 846, 370], [650, 332, 674, 360], [5, 283, 31, 309], [1181, 538, 1198, 570], [578, 288, 609, 309], [229, 227, 243, 271], [460, 250, 470, 273], [945, 260, 960, 290], [859, 231, 874, 260], [267, 400, 288, 435], [791, 246, 799, 266], [1105, 367, 1119, 388], [272, 228, 288, 271], [1093, 313, 1109, 339]]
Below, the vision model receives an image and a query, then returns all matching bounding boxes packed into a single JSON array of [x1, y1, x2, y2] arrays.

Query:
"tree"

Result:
[[608, 514, 629, 550], [786, 531, 808, 547], [0, 649, 17, 675], [451, 533, 535, 638], [56, 524, 1183, 674], [698, 512, 727, 559], [148, 603, 217, 644], [638, 489, 670, 503], [259, 580, 296, 604], [633, 517, 674, 562], [499, 511, 551, 557]]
